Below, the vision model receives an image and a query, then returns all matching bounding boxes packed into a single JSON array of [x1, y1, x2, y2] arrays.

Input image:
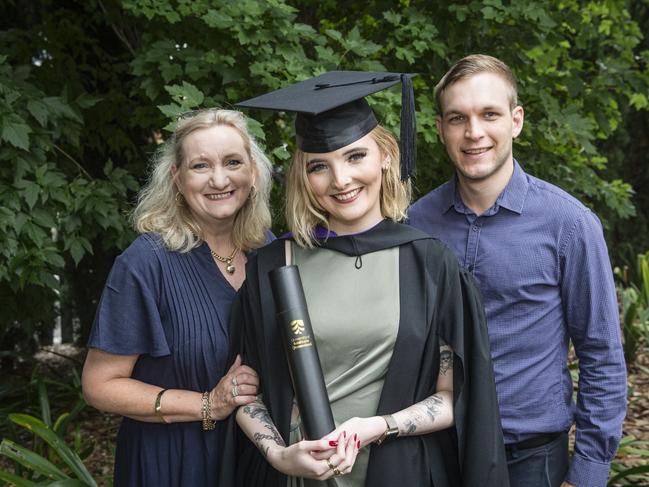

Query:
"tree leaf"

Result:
[[69, 240, 85, 266], [1, 115, 32, 150], [26, 99, 49, 127]]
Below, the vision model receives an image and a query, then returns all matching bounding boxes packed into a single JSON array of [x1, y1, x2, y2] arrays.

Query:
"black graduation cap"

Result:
[[236, 71, 416, 180]]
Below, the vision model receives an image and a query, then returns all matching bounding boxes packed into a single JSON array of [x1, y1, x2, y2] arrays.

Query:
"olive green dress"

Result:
[[287, 244, 400, 487]]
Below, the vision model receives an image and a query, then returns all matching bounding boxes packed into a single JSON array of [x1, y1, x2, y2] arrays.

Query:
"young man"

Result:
[[408, 54, 627, 487]]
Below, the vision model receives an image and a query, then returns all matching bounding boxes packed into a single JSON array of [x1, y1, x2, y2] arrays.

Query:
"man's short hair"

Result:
[[434, 54, 519, 114]]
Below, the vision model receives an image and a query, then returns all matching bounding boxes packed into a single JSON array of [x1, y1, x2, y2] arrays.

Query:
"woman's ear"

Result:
[[250, 159, 258, 188], [382, 156, 390, 171], [170, 165, 182, 192]]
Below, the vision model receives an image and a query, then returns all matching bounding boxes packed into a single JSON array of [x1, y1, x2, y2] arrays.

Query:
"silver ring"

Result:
[[231, 385, 239, 397]]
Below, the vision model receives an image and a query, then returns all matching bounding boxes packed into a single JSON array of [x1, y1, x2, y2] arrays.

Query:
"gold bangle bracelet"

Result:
[[201, 391, 216, 431], [155, 389, 169, 423]]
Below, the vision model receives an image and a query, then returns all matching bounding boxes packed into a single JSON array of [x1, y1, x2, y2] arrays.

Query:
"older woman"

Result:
[[221, 72, 508, 486], [82, 109, 273, 486]]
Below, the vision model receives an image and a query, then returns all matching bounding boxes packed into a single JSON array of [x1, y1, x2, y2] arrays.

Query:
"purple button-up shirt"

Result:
[[408, 161, 626, 487]]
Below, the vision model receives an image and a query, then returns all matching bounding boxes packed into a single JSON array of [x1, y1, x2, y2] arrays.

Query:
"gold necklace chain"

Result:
[[210, 247, 239, 275]]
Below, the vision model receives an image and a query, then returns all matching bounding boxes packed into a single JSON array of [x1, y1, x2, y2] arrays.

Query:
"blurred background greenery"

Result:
[[1, 0, 648, 484]]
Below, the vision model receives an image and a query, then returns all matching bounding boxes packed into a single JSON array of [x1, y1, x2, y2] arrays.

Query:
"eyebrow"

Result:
[[307, 146, 369, 165], [443, 106, 504, 118], [443, 110, 464, 117], [222, 152, 246, 160], [343, 146, 368, 156], [188, 152, 245, 164]]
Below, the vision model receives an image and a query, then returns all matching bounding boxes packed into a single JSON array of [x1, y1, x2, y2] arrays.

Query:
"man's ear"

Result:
[[436, 116, 445, 145], [512, 106, 524, 139]]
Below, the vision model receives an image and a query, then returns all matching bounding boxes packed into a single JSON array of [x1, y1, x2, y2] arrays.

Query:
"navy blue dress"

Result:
[[88, 233, 238, 486]]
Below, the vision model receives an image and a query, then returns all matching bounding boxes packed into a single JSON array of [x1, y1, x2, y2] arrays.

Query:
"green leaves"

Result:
[[7, 414, 96, 486], [0, 440, 68, 481], [1, 114, 32, 150], [0, 398, 96, 486]]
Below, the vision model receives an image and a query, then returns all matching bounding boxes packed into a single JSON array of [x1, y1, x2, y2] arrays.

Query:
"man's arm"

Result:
[[561, 209, 627, 487]]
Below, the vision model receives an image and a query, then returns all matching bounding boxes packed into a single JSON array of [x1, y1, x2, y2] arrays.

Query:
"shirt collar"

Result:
[[496, 160, 528, 215], [444, 159, 529, 215]]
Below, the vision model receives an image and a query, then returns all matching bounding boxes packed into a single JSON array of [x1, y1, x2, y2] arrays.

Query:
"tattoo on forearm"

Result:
[[243, 401, 273, 424], [244, 400, 285, 455], [253, 433, 276, 458], [439, 348, 453, 375], [404, 417, 418, 434], [402, 394, 444, 435], [422, 395, 443, 420]]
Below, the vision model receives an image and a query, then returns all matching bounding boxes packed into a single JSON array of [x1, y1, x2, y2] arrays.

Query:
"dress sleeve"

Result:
[[87, 237, 170, 357], [435, 247, 509, 487]]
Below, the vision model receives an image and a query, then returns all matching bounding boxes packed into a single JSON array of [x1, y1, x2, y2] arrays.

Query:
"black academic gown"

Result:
[[220, 221, 509, 487]]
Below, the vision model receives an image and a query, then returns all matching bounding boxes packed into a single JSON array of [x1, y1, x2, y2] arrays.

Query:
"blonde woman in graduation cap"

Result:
[[220, 72, 508, 487]]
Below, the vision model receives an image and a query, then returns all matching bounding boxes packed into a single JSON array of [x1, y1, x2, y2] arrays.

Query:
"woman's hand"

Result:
[[267, 431, 359, 479], [322, 416, 387, 449], [210, 355, 259, 420]]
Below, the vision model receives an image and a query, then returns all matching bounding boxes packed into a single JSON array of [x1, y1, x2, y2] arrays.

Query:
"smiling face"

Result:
[[436, 72, 524, 188], [305, 132, 386, 235], [173, 124, 255, 233]]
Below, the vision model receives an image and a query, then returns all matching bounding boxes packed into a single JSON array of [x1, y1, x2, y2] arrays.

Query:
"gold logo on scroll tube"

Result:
[[290, 320, 305, 335]]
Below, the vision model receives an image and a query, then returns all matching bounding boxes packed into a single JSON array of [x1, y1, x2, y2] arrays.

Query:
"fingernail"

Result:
[[329, 441, 338, 446], [357, 440, 361, 448], [353, 433, 357, 441], [343, 431, 346, 438]]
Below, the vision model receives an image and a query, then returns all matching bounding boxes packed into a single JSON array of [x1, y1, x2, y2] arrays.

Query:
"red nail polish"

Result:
[[353, 433, 357, 441], [329, 441, 338, 446], [357, 440, 361, 448]]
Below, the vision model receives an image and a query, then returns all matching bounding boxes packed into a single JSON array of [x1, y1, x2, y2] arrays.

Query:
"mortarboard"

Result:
[[236, 71, 416, 180]]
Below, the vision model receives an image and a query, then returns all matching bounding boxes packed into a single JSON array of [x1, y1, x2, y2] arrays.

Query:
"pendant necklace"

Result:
[[210, 247, 239, 275]]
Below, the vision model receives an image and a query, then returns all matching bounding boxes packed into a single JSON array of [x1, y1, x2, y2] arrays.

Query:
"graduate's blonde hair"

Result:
[[287, 125, 411, 248], [132, 109, 272, 252]]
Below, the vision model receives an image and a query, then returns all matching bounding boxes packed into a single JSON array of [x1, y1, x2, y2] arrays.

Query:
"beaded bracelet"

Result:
[[201, 391, 216, 431]]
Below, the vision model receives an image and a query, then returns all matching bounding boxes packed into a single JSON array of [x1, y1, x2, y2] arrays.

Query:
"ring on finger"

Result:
[[326, 459, 335, 471], [232, 376, 238, 387], [231, 385, 239, 397], [333, 467, 342, 476]]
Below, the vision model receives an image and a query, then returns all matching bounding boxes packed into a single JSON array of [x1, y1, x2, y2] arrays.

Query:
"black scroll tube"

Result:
[[269, 265, 335, 440]]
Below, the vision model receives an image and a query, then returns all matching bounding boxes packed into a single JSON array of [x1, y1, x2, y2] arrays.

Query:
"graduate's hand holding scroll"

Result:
[[268, 431, 359, 479], [236, 399, 360, 479]]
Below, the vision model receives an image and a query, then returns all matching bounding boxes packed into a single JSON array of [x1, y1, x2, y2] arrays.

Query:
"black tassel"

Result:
[[400, 74, 416, 181]]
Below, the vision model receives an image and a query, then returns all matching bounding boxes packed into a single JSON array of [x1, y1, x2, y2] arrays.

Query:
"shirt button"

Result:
[[472, 225, 479, 232]]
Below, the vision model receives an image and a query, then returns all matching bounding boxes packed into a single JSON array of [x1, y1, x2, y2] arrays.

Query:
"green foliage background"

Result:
[[1, 0, 648, 356]]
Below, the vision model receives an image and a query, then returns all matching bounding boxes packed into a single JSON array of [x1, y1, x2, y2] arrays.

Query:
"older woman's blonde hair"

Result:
[[287, 125, 411, 248], [132, 109, 273, 252]]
